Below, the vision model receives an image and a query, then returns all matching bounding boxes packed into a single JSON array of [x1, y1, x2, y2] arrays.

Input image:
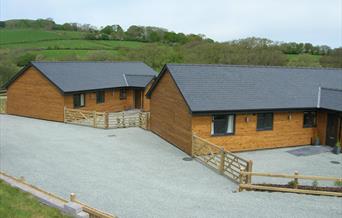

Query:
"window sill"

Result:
[[211, 133, 235, 137], [303, 125, 317, 128], [256, 128, 273, 131]]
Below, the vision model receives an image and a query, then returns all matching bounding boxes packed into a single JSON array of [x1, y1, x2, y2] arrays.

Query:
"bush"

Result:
[[16, 53, 37, 67], [312, 180, 318, 187], [288, 180, 299, 188]]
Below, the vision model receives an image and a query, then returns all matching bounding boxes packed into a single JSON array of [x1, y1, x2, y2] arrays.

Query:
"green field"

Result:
[[0, 29, 84, 44], [287, 54, 321, 67], [0, 180, 70, 218], [0, 29, 146, 62]]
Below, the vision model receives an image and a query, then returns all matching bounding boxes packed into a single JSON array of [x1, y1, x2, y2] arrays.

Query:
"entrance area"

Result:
[[325, 113, 341, 146], [134, 89, 142, 109]]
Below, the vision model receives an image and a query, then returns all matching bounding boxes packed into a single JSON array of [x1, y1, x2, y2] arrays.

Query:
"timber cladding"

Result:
[[64, 88, 135, 112], [7, 66, 65, 122], [192, 112, 317, 152], [150, 70, 193, 155]]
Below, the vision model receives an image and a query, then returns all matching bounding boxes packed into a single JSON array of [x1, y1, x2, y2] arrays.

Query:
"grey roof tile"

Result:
[[320, 88, 342, 111], [165, 64, 342, 112], [31, 61, 156, 93]]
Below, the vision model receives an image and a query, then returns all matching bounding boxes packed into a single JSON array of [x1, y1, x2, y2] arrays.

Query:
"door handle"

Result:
[[329, 137, 335, 139]]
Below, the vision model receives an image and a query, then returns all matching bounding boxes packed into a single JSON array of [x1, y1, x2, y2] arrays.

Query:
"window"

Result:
[[73, 93, 85, 108], [120, 88, 127, 100], [303, 111, 317, 128], [211, 114, 235, 135], [96, 91, 105, 104], [257, 113, 273, 131]]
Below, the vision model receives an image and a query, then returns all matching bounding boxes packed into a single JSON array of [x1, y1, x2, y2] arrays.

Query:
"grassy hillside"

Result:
[[0, 28, 329, 87], [0, 29, 84, 44]]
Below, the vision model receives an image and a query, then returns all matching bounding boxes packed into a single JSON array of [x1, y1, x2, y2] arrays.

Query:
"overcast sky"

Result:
[[1, 0, 341, 47]]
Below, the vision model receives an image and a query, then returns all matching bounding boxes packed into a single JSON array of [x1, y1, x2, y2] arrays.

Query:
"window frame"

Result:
[[96, 90, 105, 104], [303, 111, 317, 128], [120, 88, 127, 100], [211, 114, 235, 136], [73, 93, 85, 108], [257, 113, 273, 131]]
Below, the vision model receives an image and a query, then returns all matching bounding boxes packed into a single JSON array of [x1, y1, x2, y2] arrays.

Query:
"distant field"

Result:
[[0, 39, 144, 49], [31, 49, 119, 60], [0, 29, 84, 44], [0, 29, 145, 61], [287, 54, 321, 67]]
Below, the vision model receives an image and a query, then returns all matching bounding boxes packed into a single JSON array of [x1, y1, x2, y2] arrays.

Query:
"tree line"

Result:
[[1, 19, 337, 55]]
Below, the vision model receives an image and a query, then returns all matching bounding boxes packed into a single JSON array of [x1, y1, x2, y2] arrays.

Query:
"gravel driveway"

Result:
[[1, 115, 341, 218]]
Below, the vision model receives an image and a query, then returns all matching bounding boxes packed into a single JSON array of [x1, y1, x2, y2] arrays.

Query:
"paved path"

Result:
[[1, 115, 341, 218]]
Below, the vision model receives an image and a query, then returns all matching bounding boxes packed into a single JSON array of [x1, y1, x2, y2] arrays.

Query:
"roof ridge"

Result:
[[166, 63, 342, 71]]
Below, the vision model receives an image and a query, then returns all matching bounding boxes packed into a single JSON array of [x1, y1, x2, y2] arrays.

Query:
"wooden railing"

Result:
[[192, 135, 253, 183], [64, 107, 150, 130], [239, 171, 342, 197], [0, 96, 7, 114], [0, 171, 116, 217]]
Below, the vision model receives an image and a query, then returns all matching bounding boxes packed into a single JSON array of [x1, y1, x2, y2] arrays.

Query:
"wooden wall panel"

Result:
[[64, 88, 135, 112], [7, 66, 65, 121], [150, 71, 192, 154], [192, 112, 318, 152]]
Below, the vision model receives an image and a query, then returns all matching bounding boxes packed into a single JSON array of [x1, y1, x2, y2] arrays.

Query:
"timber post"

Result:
[[63, 107, 67, 123], [219, 149, 225, 174], [247, 160, 253, 184], [105, 112, 109, 129], [294, 171, 299, 189], [70, 193, 77, 202], [93, 111, 97, 128], [238, 170, 244, 192]]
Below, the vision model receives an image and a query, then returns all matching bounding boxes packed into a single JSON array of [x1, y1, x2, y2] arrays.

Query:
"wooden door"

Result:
[[134, 90, 142, 109], [326, 113, 338, 146]]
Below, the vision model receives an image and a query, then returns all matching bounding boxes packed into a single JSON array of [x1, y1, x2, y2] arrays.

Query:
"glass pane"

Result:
[[80, 94, 85, 106], [213, 115, 228, 134], [227, 115, 234, 133]]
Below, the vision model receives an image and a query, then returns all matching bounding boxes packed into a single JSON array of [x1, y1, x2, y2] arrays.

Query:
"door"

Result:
[[326, 113, 338, 146], [134, 90, 142, 109]]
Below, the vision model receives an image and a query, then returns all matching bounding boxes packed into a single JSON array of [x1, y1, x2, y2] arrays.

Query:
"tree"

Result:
[[125, 25, 145, 41]]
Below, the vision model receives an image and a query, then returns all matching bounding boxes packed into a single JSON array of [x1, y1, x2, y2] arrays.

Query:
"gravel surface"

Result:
[[237, 146, 342, 186], [1, 114, 341, 218]]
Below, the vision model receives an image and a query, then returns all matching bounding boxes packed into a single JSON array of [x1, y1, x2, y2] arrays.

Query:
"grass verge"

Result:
[[0, 180, 70, 218]]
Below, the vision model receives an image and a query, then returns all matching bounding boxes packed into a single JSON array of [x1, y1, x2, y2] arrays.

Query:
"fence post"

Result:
[[246, 160, 253, 184], [93, 111, 97, 128], [122, 112, 125, 128], [294, 171, 299, 189], [219, 149, 225, 174], [63, 107, 66, 123], [239, 170, 244, 192], [70, 193, 77, 202], [105, 112, 109, 129]]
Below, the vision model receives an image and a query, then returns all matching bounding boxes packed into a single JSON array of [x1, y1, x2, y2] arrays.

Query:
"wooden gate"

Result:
[[192, 135, 253, 183]]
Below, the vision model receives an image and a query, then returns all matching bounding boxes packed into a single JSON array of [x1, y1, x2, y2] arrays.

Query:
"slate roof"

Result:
[[5, 61, 156, 93], [149, 64, 342, 112], [320, 88, 342, 111]]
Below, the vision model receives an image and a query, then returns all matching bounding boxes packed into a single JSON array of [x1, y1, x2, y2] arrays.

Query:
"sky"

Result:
[[1, 0, 341, 47]]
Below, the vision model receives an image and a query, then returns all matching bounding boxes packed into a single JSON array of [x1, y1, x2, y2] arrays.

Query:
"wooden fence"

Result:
[[0, 171, 116, 218], [192, 135, 253, 183], [0, 96, 6, 114], [239, 171, 342, 197], [64, 107, 150, 130]]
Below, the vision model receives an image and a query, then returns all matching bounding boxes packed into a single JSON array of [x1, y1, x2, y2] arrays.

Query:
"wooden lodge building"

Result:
[[4, 61, 156, 122], [147, 64, 342, 155]]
